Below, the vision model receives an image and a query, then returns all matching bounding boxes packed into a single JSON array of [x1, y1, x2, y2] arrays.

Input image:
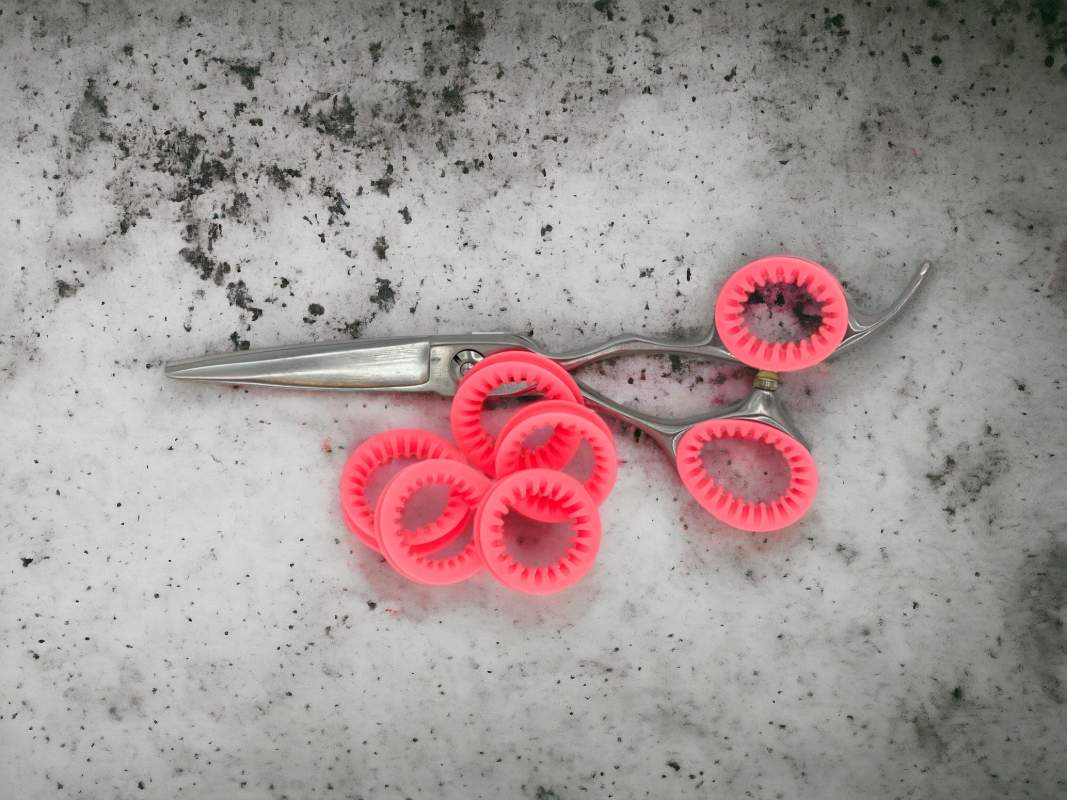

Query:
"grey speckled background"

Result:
[[2, 1, 1066, 798]]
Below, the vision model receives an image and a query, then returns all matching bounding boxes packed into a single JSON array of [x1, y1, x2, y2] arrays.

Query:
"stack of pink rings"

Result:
[[338, 352, 618, 595]]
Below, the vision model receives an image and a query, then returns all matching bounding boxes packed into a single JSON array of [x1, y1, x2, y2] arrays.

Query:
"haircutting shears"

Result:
[[166, 256, 932, 531]]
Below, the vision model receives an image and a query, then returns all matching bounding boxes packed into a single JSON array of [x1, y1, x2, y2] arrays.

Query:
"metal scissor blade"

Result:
[[165, 337, 434, 391]]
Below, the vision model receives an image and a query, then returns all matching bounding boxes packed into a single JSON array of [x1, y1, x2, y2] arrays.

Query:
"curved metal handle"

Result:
[[574, 379, 810, 454], [833, 261, 932, 357], [551, 260, 932, 370], [574, 379, 689, 452], [550, 330, 737, 371]]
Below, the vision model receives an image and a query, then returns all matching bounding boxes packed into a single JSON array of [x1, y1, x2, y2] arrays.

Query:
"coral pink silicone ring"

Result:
[[474, 469, 602, 595], [339, 429, 469, 553], [375, 459, 491, 585], [450, 351, 583, 476], [344, 491, 471, 558], [493, 400, 618, 522], [675, 418, 818, 532], [714, 256, 848, 371]]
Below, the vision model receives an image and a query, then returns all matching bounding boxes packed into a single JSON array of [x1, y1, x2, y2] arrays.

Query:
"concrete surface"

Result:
[[2, 1, 1066, 797]]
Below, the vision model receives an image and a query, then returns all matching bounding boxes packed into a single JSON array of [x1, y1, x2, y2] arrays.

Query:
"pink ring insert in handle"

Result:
[[714, 255, 848, 372], [675, 418, 818, 532]]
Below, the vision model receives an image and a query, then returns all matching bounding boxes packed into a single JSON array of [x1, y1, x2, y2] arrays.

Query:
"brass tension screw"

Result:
[[753, 370, 780, 391]]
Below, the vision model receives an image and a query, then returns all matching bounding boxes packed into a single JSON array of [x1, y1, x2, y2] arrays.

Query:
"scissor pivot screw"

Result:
[[753, 370, 780, 391], [452, 349, 484, 378]]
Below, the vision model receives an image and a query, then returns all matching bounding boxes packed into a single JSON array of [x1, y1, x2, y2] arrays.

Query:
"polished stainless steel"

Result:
[[552, 332, 735, 371], [576, 380, 808, 454], [166, 262, 930, 390], [832, 260, 932, 357], [165, 333, 534, 395], [547, 260, 932, 368], [165, 261, 932, 452], [450, 349, 486, 381]]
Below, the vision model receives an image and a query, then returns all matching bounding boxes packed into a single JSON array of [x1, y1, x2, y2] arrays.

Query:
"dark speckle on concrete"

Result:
[[439, 84, 466, 114], [226, 280, 263, 321], [926, 455, 956, 488], [593, 0, 617, 21], [326, 188, 349, 224], [1017, 541, 1067, 703], [224, 192, 251, 221], [824, 13, 846, 31], [370, 278, 396, 311], [371, 164, 395, 196], [265, 164, 302, 190], [69, 78, 110, 150], [911, 707, 949, 762], [341, 318, 366, 338], [454, 3, 485, 49], [295, 94, 359, 143], [180, 246, 231, 285], [216, 59, 261, 90], [152, 128, 206, 177], [55, 279, 81, 299]]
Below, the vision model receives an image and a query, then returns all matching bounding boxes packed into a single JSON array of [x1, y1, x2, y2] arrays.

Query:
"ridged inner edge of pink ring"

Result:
[[494, 404, 617, 521], [341, 498, 381, 552], [339, 429, 468, 548], [377, 460, 490, 584], [450, 352, 583, 476], [715, 257, 848, 371], [475, 469, 601, 594], [675, 419, 817, 532]]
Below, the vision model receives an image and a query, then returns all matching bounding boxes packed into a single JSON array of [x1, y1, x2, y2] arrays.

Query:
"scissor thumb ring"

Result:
[[715, 255, 848, 371]]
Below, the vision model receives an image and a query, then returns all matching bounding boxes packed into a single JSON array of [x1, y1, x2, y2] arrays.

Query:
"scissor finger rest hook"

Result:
[[833, 260, 932, 357]]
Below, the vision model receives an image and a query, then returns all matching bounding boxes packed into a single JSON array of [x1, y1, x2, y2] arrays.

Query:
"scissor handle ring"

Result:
[[675, 418, 818, 531], [450, 351, 583, 476], [493, 400, 617, 522], [375, 459, 491, 584], [714, 256, 848, 371], [339, 429, 470, 553], [474, 468, 602, 595]]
